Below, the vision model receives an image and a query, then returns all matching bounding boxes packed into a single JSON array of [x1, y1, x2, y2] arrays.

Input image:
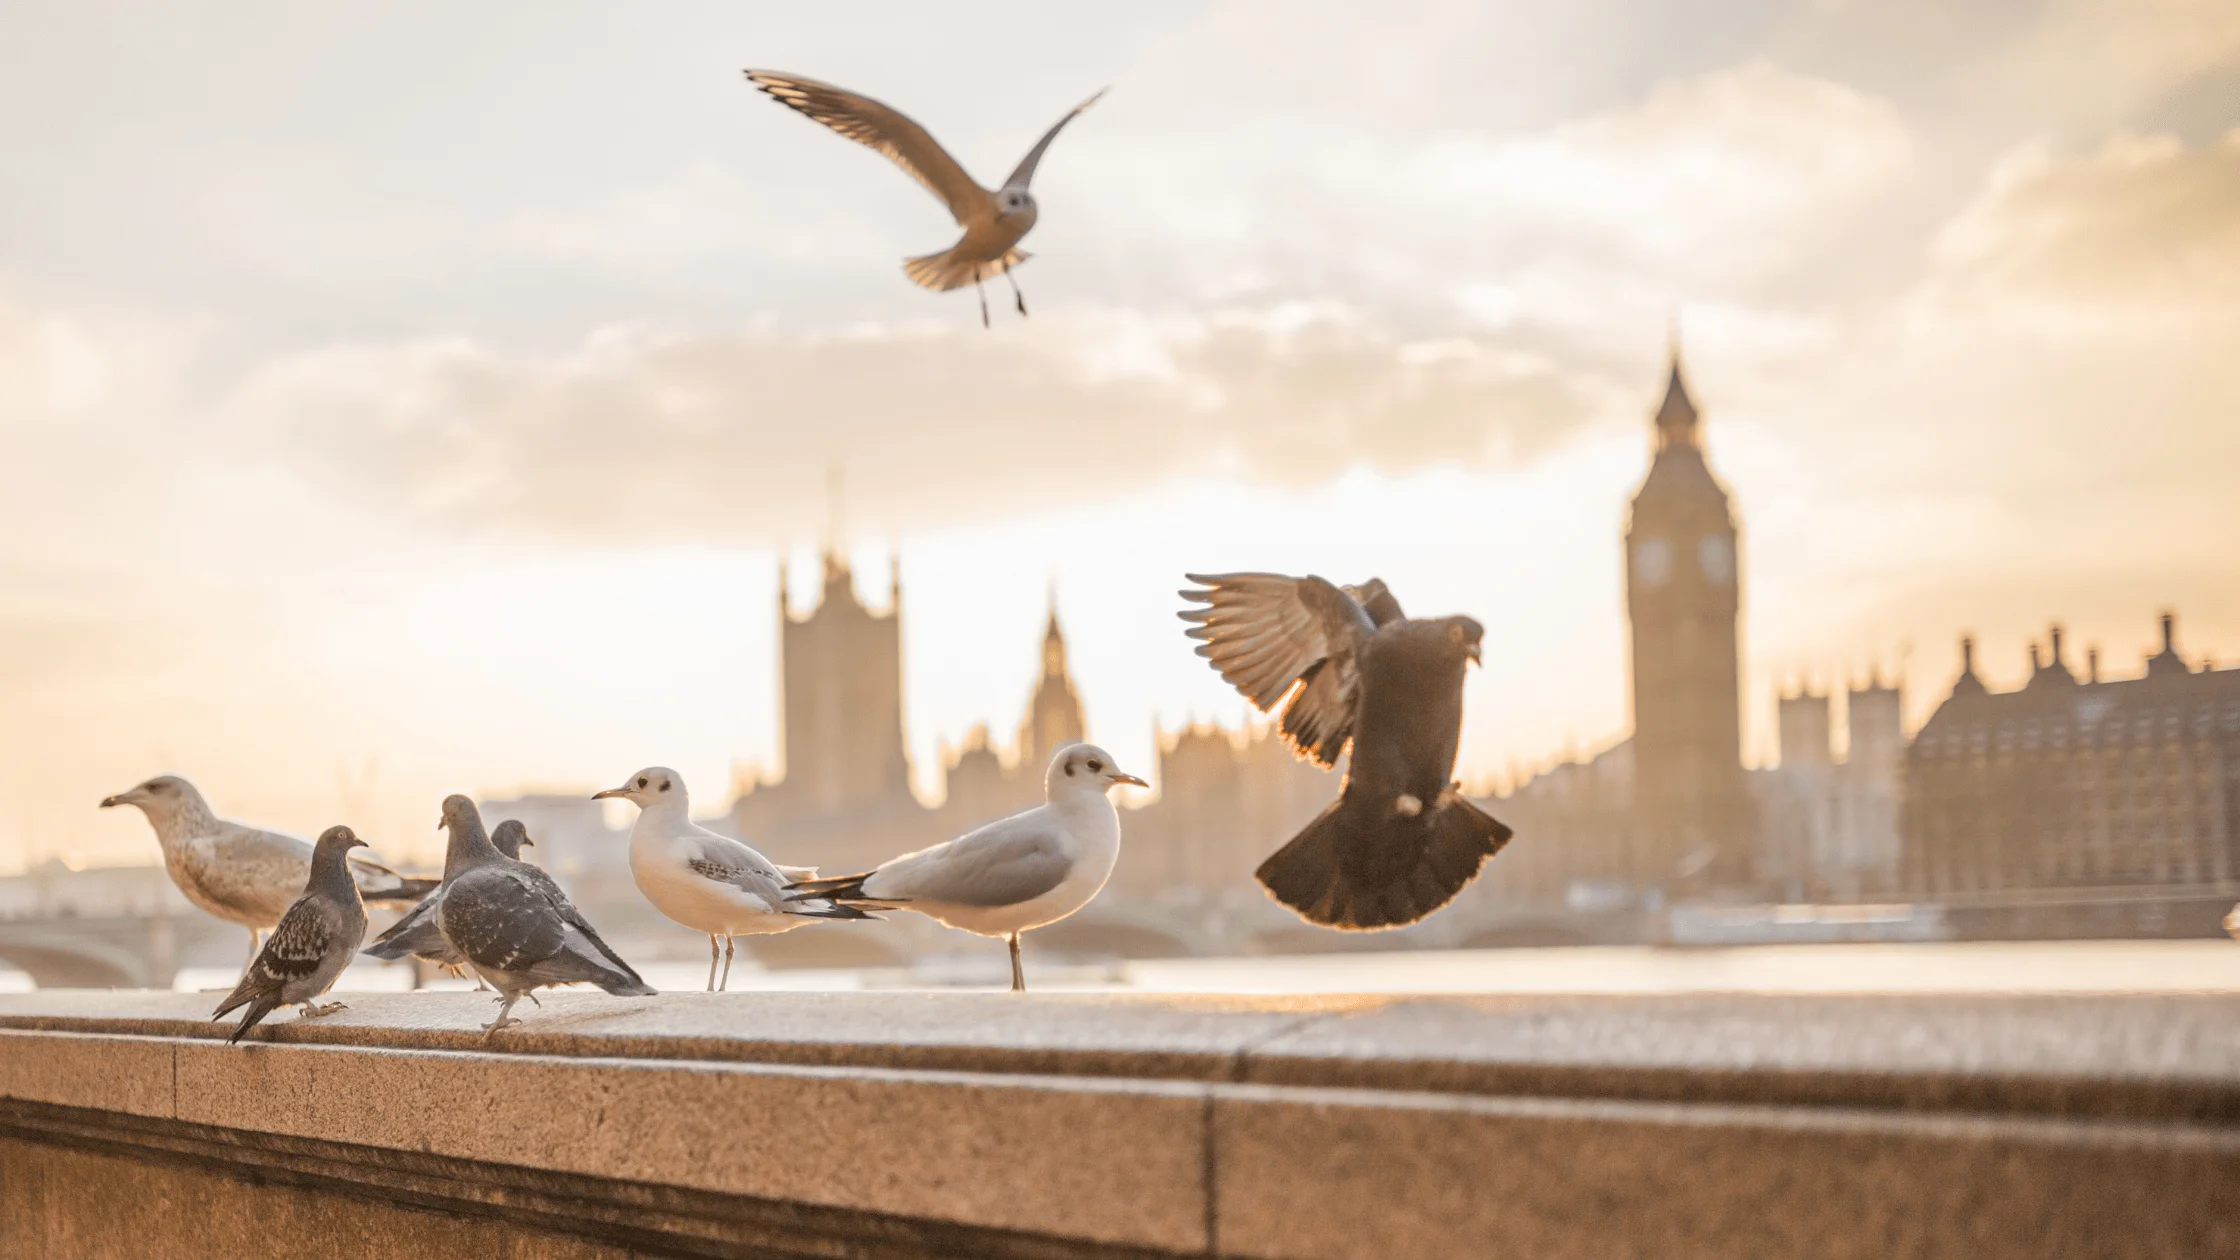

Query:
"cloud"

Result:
[[1930, 127, 2240, 315], [213, 305, 1610, 542]]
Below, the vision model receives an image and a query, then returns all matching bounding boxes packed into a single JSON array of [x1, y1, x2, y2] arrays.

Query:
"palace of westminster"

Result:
[[20, 348, 2230, 949], [617, 342, 2234, 933]]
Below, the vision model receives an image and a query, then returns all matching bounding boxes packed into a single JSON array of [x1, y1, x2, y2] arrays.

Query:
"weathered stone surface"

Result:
[[1235, 992, 2240, 1117], [1, 1138, 638, 1259], [0, 1028, 172, 1117], [4, 989, 2238, 1257], [1211, 1083, 2240, 1260]]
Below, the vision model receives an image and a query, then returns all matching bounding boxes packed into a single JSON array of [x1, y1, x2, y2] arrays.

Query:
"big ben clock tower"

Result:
[[1623, 339, 1752, 893]]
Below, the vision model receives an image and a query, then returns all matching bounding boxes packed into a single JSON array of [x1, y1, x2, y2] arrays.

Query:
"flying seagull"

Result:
[[1179, 574, 1514, 930], [787, 744, 1145, 991], [211, 825, 370, 1043], [362, 818, 534, 986], [744, 69, 1105, 328], [433, 795, 654, 1034], [594, 767, 873, 992], [101, 775, 437, 968]]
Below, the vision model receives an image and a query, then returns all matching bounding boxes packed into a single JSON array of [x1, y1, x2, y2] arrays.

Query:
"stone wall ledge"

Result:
[[4, 990, 2239, 1258]]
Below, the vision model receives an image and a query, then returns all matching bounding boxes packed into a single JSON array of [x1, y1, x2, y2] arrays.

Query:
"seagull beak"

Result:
[[591, 787, 626, 800], [98, 794, 123, 809], [1466, 642, 1482, 666], [1110, 772, 1149, 789]]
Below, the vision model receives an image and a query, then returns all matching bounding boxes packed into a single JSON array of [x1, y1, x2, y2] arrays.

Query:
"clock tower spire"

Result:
[[1623, 333, 1751, 893]]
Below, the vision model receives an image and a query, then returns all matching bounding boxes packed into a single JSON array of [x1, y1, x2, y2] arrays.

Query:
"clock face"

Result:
[[1698, 534, 1734, 585], [1634, 537, 1672, 586]]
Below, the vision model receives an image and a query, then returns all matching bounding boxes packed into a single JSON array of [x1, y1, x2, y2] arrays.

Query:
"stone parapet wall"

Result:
[[3, 991, 2237, 1258]]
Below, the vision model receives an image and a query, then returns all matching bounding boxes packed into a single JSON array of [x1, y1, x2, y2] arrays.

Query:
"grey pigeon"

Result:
[[210, 825, 371, 1043], [362, 819, 533, 982], [101, 775, 438, 968], [744, 70, 1104, 328], [433, 795, 654, 1033], [1180, 573, 1514, 930]]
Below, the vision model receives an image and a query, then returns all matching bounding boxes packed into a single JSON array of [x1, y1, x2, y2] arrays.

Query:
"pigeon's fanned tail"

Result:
[[903, 245, 1028, 293], [1255, 796, 1513, 931]]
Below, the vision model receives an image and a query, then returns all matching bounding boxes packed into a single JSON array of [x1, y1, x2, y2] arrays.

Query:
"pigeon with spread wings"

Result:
[[744, 69, 1104, 327], [1180, 573, 1513, 930]]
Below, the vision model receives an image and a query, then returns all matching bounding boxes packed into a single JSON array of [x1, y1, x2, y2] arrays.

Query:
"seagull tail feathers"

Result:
[[903, 245, 1029, 293], [785, 899, 882, 921], [1255, 795, 1514, 932], [361, 875, 441, 903]]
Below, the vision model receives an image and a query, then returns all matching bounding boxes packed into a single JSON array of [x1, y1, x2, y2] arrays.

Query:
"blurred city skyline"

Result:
[[2, 0, 2236, 870]]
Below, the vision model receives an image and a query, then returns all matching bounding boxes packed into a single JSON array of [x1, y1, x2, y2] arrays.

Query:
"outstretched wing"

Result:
[[745, 70, 993, 226], [1179, 573, 1380, 768], [1001, 87, 1107, 191]]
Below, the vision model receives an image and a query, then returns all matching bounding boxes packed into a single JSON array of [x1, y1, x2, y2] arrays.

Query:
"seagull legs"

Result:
[[706, 934, 720, 992], [297, 1000, 346, 1020], [975, 267, 990, 329], [1004, 266, 1027, 318], [720, 936, 737, 992], [1007, 933, 1026, 993]]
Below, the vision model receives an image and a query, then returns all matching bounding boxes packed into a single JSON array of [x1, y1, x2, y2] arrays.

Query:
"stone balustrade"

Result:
[[2, 989, 2236, 1257]]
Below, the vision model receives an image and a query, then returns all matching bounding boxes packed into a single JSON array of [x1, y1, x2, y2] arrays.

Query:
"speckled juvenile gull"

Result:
[[594, 767, 872, 992], [211, 825, 370, 1043], [102, 775, 437, 968], [744, 69, 1105, 328], [433, 795, 653, 1034], [362, 819, 532, 985], [788, 744, 1144, 991]]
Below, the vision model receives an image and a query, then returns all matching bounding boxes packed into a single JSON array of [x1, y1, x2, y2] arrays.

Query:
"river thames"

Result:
[[112, 938, 2240, 999]]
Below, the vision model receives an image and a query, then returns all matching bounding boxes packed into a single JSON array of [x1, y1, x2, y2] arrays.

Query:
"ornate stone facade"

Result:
[[1901, 615, 2240, 898]]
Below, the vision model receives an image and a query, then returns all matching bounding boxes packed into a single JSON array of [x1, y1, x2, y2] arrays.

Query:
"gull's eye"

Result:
[[659, 779, 671, 792], [1448, 624, 1464, 643], [1087, 759, 1103, 772], [636, 777, 648, 789]]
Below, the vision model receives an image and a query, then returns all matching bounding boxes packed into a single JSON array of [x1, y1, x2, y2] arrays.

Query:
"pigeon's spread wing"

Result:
[[1179, 573, 1380, 768], [746, 70, 992, 225], [863, 811, 1072, 908], [1001, 88, 1106, 191]]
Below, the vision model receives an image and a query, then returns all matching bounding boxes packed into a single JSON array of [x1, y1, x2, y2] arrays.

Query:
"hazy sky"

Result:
[[3, 0, 2236, 871]]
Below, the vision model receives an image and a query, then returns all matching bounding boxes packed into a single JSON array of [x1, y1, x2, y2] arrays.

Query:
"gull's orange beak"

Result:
[[591, 786, 627, 800], [1112, 772, 1149, 789]]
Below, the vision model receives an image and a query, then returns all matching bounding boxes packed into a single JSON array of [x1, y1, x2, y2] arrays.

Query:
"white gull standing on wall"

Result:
[[786, 743, 1145, 991], [594, 767, 872, 991]]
